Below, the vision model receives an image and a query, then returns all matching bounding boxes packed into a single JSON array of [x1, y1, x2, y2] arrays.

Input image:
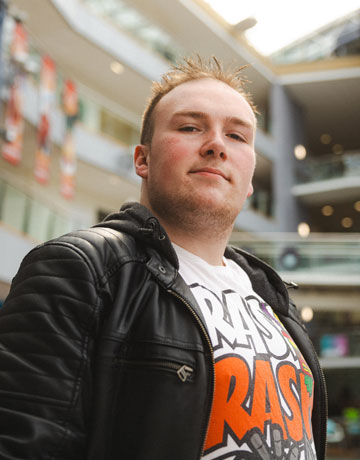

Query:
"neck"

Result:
[[139, 190, 235, 265], [153, 211, 232, 266], [171, 232, 229, 266]]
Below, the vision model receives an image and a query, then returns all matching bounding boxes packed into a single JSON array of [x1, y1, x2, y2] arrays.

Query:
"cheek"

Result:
[[152, 136, 191, 169], [234, 153, 256, 180]]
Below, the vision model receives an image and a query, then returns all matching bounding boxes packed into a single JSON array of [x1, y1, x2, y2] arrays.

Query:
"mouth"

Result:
[[189, 167, 229, 181]]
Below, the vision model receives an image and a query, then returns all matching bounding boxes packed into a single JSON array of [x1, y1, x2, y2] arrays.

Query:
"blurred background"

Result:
[[0, 1, 359, 457]]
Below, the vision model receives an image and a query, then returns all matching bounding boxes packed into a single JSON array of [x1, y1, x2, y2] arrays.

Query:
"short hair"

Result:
[[140, 55, 257, 145]]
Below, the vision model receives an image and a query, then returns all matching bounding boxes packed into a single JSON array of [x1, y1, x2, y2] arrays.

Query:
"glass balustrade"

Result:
[[271, 12, 360, 65], [229, 232, 360, 274], [81, 0, 184, 63], [0, 177, 78, 241], [296, 151, 360, 184]]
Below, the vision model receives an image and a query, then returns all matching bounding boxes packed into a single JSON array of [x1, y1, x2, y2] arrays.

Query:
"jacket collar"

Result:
[[94, 202, 290, 316], [225, 246, 290, 316], [94, 202, 179, 269]]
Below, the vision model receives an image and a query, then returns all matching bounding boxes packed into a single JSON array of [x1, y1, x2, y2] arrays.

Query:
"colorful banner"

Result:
[[60, 79, 78, 199], [34, 56, 56, 184], [2, 75, 24, 165], [10, 20, 28, 64], [2, 21, 28, 165]]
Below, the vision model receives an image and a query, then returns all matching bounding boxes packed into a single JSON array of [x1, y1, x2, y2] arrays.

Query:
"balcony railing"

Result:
[[271, 11, 360, 65], [0, 177, 83, 242], [296, 151, 360, 184], [81, 0, 184, 63], [229, 232, 360, 275]]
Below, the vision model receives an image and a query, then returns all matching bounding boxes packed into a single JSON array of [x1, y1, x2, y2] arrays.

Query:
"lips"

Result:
[[189, 167, 229, 181]]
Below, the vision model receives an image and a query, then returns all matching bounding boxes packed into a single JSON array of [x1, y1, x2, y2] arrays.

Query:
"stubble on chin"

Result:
[[147, 185, 239, 238]]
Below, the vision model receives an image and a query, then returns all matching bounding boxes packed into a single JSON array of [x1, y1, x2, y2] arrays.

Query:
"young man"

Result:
[[0, 57, 327, 460]]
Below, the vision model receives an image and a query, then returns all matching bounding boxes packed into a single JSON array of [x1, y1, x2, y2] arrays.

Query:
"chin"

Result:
[[193, 196, 241, 221], [196, 192, 242, 212], [149, 187, 243, 226]]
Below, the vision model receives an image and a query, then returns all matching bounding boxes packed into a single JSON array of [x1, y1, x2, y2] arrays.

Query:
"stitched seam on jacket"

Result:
[[35, 241, 101, 459], [79, 227, 148, 288], [102, 333, 205, 352], [42, 241, 101, 289], [48, 302, 100, 459]]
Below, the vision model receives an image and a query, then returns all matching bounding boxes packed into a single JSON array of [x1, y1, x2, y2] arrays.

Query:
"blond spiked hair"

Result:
[[140, 55, 257, 145]]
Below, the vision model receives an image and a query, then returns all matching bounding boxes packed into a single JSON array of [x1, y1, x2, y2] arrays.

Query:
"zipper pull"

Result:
[[284, 280, 299, 289], [177, 365, 193, 382]]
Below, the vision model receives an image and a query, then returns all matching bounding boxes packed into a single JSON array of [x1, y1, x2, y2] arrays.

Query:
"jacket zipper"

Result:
[[169, 289, 215, 460], [113, 358, 194, 383]]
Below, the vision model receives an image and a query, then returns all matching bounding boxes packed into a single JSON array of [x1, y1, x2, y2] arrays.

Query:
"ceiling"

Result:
[[280, 68, 360, 154], [7, 0, 360, 159], [9, 0, 273, 112]]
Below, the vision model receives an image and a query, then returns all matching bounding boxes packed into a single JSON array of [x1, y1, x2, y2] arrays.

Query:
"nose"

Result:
[[200, 131, 227, 159]]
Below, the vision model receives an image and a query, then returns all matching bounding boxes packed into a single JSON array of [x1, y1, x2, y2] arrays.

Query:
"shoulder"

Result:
[[51, 226, 140, 261], [17, 227, 144, 289]]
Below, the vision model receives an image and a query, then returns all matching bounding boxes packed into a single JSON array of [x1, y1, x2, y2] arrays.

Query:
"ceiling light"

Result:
[[298, 222, 310, 238], [294, 144, 307, 160], [110, 61, 124, 75], [341, 217, 353, 228], [320, 134, 332, 145], [301, 306, 314, 322], [332, 144, 343, 155], [322, 205, 334, 216]]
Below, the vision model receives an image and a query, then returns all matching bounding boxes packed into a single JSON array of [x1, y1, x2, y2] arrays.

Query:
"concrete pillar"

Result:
[[270, 83, 305, 232]]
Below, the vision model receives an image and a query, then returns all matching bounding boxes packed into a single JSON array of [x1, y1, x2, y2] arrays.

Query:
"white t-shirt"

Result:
[[173, 244, 316, 460]]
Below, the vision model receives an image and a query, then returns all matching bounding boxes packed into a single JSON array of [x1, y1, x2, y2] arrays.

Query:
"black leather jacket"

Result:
[[0, 203, 327, 460]]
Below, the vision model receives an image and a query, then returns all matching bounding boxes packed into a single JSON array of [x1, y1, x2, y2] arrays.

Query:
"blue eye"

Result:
[[228, 133, 245, 141]]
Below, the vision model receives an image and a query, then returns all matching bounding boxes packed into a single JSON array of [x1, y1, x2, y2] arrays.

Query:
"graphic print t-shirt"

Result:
[[173, 244, 316, 460]]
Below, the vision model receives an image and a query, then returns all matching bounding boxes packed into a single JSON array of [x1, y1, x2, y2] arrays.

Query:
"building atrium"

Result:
[[0, 1, 359, 457]]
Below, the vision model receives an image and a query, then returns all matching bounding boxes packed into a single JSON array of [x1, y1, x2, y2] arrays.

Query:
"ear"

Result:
[[247, 182, 254, 198], [134, 144, 149, 179]]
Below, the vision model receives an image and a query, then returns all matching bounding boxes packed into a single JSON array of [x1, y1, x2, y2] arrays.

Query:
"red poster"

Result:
[[60, 79, 78, 199], [2, 75, 24, 165], [63, 79, 78, 119], [34, 56, 56, 184], [10, 20, 28, 63]]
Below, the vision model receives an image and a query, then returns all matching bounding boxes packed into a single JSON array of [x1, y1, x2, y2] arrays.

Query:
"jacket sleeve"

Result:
[[0, 240, 100, 459]]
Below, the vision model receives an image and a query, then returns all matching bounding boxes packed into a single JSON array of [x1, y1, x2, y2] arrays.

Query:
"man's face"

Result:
[[135, 78, 256, 232]]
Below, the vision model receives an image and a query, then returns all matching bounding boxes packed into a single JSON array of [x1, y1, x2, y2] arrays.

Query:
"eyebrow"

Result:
[[171, 111, 207, 123], [171, 111, 255, 130], [227, 116, 255, 130]]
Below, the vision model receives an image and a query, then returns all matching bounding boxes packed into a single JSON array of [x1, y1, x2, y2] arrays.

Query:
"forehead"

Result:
[[154, 78, 256, 127]]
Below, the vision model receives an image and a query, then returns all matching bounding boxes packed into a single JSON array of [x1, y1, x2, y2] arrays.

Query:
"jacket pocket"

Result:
[[112, 357, 194, 383]]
